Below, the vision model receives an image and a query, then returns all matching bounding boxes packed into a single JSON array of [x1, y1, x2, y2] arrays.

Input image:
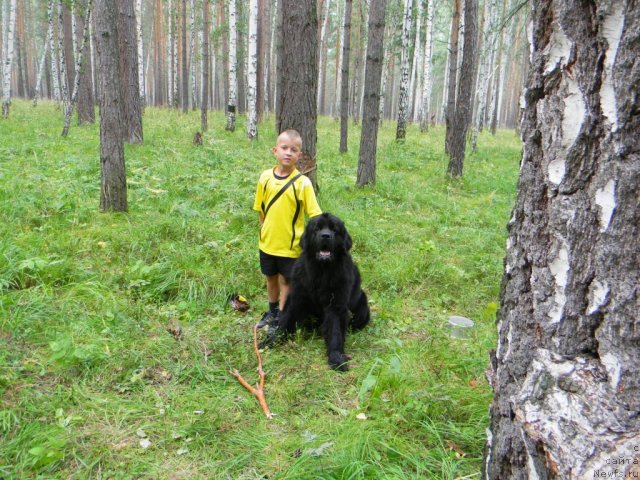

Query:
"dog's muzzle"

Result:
[[316, 229, 335, 261]]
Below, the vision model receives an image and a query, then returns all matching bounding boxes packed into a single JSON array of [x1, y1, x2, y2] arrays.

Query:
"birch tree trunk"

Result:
[[419, 0, 435, 132], [95, 0, 127, 212], [118, 0, 143, 143], [246, 0, 258, 139], [226, 0, 238, 131], [201, 0, 209, 132], [180, 0, 187, 111], [136, 0, 144, 107], [57, 1, 71, 120], [444, 0, 461, 153], [317, 0, 331, 115], [61, 0, 92, 137], [489, 0, 507, 134], [356, 0, 386, 187], [447, 0, 477, 177], [339, 0, 352, 153], [48, 0, 61, 103], [409, 0, 423, 123], [33, 17, 51, 106], [1, 0, 16, 118], [394, 0, 412, 141], [484, 2, 639, 478], [189, 0, 196, 110]]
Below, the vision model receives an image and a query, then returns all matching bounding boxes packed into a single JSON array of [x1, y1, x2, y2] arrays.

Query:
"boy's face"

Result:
[[272, 134, 302, 169]]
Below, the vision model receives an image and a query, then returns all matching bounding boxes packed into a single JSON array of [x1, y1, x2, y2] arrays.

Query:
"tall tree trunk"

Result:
[[356, 0, 386, 187], [136, 0, 144, 108], [317, 0, 331, 115], [409, 0, 423, 123], [1, 0, 16, 118], [190, 0, 197, 110], [484, 2, 639, 478], [118, 0, 143, 143], [61, 2, 74, 94], [201, 0, 210, 132], [226, 0, 238, 131], [236, 0, 245, 114], [277, 0, 318, 190], [471, 0, 496, 150], [247, 0, 258, 139], [95, 0, 127, 212], [153, 0, 165, 105], [61, 0, 92, 137], [447, 0, 477, 177], [33, 13, 52, 107], [57, 2, 70, 114], [48, 0, 61, 103], [419, 0, 435, 132], [489, 0, 506, 134], [444, 0, 461, 153], [394, 0, 412, 141], [180, 0, 187, 111], [76, 0, 95, 124], [338, 0, 352, 153]]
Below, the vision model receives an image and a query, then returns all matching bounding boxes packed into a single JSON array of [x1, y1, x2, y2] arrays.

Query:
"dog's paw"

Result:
[[328, 352, 350, 371]]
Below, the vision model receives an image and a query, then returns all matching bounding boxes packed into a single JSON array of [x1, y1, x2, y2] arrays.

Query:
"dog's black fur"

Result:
[[261, 213, 370, 371]]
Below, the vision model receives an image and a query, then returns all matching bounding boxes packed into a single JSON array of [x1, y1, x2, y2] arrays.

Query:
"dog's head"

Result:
[[301, 213, 353, 262]]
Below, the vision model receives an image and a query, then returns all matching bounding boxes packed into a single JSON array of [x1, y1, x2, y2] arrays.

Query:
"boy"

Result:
[[253, 129, 322, 328]]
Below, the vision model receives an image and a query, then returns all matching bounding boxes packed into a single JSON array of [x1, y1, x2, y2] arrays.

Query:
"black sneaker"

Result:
[[266, 312, 280, 335], [257, 310, 277, 329]]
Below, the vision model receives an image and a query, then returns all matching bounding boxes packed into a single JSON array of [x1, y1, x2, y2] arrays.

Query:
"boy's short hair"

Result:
[[278, 129, 302, 146]]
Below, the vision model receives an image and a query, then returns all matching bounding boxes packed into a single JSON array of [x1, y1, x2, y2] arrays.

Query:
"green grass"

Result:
[[0, 99, 521, 479]]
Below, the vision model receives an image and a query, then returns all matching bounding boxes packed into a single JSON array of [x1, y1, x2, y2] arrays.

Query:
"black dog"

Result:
[[260, 213, 370, 371]]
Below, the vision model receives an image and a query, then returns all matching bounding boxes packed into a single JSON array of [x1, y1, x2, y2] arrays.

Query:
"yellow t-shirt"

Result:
[[253, 168, 322, 258]]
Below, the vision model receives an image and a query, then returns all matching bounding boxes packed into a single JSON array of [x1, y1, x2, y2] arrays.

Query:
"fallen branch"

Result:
[[231, 323, 273, 419]]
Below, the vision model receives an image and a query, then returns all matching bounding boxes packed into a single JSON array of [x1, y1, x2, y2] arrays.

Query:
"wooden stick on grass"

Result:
[[231, 323, 274, 419]]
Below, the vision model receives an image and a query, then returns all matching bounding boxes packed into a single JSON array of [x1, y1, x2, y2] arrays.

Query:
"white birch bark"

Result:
[[395, 0, 413, 140], [57, 1, 69, 110], [167, 0, 174, 107], [409, 0, 423, 122], [34, 3, 54, 106], [317, 0, 331, 113], [225, 0, 238, 131], [136, 0, 145, 106], [62, 0, 92, 136], [190, 0, 196, 109], [71, 4, 78, 61], [1, 0, 16, 118], [246, 0, 258, 139], [471, 0, 496, 149], [418, 0, 435, 131]]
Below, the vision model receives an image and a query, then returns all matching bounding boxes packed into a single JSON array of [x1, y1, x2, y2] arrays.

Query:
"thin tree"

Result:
[[317, 0, 331, 115], [76, 0, 95, 124], [356, 0, 386, 187], [1, 0, 16, 118], [201, 0, 210, 132], [136, 0, 144, 107], [277, 0, 318, 190], [118, 0, 143, 143], [61, 0, 92, 137], [394, 0, 412, 141], [48, 0, 61, 103], [488, 0, 507, 134], [339, 0, 352, 153], [484, 2, 639, 478], [444, 0, 461, 153], [181, 0, 188, 111], [418, 0, 435, 132], [409, 0, 423, 122], [447, 0, 477, 177], [247, 0, 258, 139], [95, 0, 127, 212], [226, 0, 238, 131]]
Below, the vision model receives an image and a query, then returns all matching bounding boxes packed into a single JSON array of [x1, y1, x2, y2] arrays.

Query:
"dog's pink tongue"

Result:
[[319, 250, 331, 258]]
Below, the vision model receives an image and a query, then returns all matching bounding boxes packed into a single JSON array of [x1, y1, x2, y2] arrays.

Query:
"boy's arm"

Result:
[[258, 212, 264, 226], [302, 181, 322, 218]]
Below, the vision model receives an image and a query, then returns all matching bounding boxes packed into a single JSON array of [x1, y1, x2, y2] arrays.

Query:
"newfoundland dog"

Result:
[[260, 213, 370, 371]]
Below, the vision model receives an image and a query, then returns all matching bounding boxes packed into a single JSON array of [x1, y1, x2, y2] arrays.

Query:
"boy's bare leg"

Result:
[[266, 275, 280, 304], [278, 275, 290, 311]]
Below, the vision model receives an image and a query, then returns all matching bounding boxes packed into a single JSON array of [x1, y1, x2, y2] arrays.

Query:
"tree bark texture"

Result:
[[2, 0, 17, 118], [247, 0, 258, 139], [277, 0, 318, 190], [394, 0, 412, 141], [226, 0, 238, 131], [356, 0, 386, 187], [201, 0, 210, 132], [339, 0, 352, 153], [444, 0, 461, 153], [76, 0, 95, 124], [484, 2, 640, 479], [118, 0, 143, 143], [447, 0, 477, 177], [95, 0, 127, 212], [181, 0, 188, 111]]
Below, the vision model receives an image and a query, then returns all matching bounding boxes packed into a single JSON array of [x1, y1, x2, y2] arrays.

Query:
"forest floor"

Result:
[[0, 99, 521, 479]]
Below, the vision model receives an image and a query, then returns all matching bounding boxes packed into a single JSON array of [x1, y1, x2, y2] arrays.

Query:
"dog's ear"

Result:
[[338, 219, 352, 252]]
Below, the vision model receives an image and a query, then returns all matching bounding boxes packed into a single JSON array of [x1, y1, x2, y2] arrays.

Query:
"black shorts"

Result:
[[259, 250, 296, 278]]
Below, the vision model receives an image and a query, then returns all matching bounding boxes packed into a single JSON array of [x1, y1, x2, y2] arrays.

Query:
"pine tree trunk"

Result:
[[444, 0, 461, 153], [394, 0, 412, 141], [339, 0, 352, 153], [1, 0, 16, 118], [201, 0, 210, 132], [247, 0, 258, 139], [447, 0, 477, 177], [356, 0, 386, 187], [277, 0, 318, 190], [95, 0, 127, 212], [484, 2, 639, 478], [118, 0, 143, 143], [226, 0, 238, 131]]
